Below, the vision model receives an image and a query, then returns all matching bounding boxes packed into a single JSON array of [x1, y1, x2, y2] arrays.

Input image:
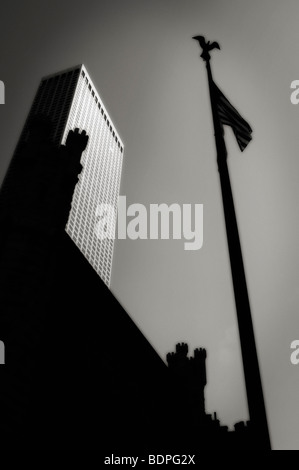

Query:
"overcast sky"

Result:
[[0, 0, 299, 450]]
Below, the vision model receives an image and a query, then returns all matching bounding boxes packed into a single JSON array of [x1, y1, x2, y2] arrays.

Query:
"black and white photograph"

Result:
[[0, 0, 298, 453]]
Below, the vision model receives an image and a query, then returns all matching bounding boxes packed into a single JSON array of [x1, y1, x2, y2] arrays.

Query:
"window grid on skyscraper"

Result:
[[61, 66, 123, 287]]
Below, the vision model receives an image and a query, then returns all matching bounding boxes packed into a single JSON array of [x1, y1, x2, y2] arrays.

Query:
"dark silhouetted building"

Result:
[[0, 117, 167, 449]]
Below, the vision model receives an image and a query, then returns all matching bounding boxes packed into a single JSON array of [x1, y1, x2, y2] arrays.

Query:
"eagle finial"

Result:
[[192, 35, 220, 61]]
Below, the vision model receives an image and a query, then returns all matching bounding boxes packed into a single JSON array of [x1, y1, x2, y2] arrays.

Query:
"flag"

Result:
[[213, 82, 252, 151]]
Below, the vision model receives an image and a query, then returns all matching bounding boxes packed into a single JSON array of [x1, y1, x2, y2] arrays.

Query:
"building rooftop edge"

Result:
[[40, 64, 125, 148], [41, 65, 83, 80]]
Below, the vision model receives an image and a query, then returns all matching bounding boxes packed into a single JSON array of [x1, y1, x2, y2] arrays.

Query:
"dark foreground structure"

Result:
[[0, 118, 256, 449]]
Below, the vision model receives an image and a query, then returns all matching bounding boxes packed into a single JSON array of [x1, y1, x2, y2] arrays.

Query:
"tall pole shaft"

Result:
[[205, 58, 271, 449]]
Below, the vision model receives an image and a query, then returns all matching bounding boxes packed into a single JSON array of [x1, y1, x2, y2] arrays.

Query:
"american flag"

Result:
[[213, 82, 252, 151]]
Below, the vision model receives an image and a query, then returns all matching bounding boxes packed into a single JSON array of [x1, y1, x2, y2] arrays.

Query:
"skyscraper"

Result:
[[1, 65, 124, 286]]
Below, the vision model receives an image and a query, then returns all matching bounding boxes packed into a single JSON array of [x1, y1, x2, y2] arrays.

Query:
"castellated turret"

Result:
[[166, 343, 207, 418]]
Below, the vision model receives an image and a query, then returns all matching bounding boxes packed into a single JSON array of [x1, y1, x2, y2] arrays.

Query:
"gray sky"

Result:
[[0, 0, 299, 450]]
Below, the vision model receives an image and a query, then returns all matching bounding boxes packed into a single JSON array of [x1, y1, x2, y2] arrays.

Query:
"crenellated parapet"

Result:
[[167, 343, 207, 389]]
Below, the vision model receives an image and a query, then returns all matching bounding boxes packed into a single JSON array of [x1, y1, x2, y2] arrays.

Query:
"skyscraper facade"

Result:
[[2, 65, 124, 286]]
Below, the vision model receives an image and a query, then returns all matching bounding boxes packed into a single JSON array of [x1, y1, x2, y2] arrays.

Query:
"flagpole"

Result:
[[193, 36, 271, 450]]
